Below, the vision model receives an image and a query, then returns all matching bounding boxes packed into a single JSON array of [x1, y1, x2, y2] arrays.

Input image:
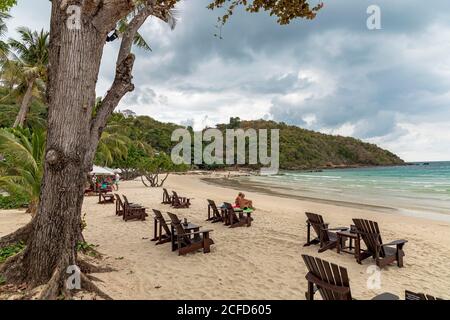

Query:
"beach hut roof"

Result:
[[90, 165, 115, 176]]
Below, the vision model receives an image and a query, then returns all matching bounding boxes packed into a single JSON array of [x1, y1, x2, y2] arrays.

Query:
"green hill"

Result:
[[109, 115, 404, 170], [217, 119, 404, 169]]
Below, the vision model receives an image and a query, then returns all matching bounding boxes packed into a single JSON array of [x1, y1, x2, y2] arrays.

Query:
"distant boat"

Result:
[[423, 162, 430, 165]]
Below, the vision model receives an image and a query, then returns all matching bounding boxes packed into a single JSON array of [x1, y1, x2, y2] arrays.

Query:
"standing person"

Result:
[[91, 174, 97, 192], [114, 173, 120, 191]]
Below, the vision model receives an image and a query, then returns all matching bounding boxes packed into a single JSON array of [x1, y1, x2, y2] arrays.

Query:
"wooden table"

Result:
[[170, 222, 200, 251], [336, 230, 361, 261]]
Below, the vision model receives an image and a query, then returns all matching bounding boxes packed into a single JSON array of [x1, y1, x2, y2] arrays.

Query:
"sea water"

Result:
[[240, 161, 450, 222]]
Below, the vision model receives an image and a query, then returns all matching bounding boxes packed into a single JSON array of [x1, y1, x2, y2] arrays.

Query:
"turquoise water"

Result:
[[244, 162, 450, 221]]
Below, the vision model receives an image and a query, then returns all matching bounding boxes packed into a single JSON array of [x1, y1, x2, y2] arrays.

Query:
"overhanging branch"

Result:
[[84, 1, 177, 169]]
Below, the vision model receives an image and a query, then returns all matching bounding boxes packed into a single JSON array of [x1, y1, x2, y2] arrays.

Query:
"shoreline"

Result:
[[201, 177, 397, 213]]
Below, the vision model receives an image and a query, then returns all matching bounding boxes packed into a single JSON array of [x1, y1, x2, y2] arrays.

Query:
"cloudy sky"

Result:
[[6, 0, 450, 161]]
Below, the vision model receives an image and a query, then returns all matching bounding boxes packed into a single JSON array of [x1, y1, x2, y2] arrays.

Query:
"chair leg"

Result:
[[397, 248, 404, 267], [304, 222, 312, 246], [203, 234, 211, 253], [306, 281, 314, 300]]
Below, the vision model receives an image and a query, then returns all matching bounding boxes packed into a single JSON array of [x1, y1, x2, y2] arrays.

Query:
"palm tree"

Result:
[[95, 118, 153, 166], [115, 2, 178, 52], [95, 131, 132, 167], [0, 128, 45, 216], [0, 12, 9, 63], [7, 27, 49, 128]]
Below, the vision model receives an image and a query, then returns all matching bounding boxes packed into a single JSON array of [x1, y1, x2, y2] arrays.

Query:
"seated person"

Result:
[[235, 192, 254, 209]]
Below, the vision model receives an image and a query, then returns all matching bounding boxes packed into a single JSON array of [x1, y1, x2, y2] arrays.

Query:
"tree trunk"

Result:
[[10, 3, 106, 291], [13, 79, 35, 128]]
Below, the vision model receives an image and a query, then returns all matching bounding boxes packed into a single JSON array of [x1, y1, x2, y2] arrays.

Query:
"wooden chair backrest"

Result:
[[115, 194, 124, 209], [163, 188, 170, 198], [223, 202, 237, 216], [405, 290, 442, 300], [353, 218, 385, 256], [167, 212, 191, 245], [122, 195, 131, 207], [152, 209, 171, 235], [302, 254, 352, 300], [207, 199, 220, 215], [172, 191, 181, 203], [305, 212, 330, 242]]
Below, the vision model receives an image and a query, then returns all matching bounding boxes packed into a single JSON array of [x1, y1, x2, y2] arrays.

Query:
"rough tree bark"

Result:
[[13, 78, 35, 128]]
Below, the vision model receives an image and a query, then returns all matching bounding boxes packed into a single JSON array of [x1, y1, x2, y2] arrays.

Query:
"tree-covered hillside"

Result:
[[217, 119, 404, 169]]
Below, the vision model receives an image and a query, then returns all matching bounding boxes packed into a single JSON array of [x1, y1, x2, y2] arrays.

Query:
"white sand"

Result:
[[1, 173, 449, 300]]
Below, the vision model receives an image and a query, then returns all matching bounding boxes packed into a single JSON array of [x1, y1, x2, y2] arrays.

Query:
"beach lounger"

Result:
[[405, 290, 442, 300], [301, 254, 399, 300], [167, 212, 214, 256], [353, 218, 407, 268], [151, 209, 174, 245], [114, 194, 124, 216], [98, 191, 114, 204], [304, 212, 348, 253], [171, 191, 190, 209], [223, 202, 252, 228], [207, 200, 224, 223], [162, 188, 172, 205], [122, 195, 147, 221]]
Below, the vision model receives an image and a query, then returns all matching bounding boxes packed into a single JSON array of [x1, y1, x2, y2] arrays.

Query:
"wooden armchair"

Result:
[[304, 212, 348, 253], [167, 212, 214, 256], [353, 218, 407, 268]]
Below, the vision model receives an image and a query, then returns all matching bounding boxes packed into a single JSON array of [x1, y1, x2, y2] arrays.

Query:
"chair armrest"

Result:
[[382, 239, 408, 247], [323, 227, 349, 232], [188, 229, 213, 236]]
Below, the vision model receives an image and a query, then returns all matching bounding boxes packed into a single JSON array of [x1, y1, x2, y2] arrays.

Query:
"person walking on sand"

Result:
[[235, 192, 254, 209], [114, 173, 120, 191]]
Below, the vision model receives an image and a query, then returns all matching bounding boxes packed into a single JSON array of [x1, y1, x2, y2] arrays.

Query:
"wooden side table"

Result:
[[336, 230, 361, 262]]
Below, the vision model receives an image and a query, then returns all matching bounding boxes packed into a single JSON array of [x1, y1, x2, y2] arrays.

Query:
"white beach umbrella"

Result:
[[90, 165, 115, 176]]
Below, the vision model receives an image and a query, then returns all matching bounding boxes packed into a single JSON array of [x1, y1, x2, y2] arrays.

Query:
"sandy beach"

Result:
[[1, 173, 449, 300]]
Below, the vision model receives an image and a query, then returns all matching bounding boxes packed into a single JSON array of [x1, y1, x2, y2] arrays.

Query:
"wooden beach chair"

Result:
[[162, 188, 172, 205], [304, 212, 348, 253], [405, 290, 442, 300], [151, 209, 174, 245], [122, 195, 147, 221], [167, 212, 214, 256], [353, 218, 407, 268], [98, 191, 114, 204], [301, 254, 399, 300], [207, 199, 224, 223], [114, 194, 124, 216], [223, 202, 252, 228], [171, 191, 190, 209]]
